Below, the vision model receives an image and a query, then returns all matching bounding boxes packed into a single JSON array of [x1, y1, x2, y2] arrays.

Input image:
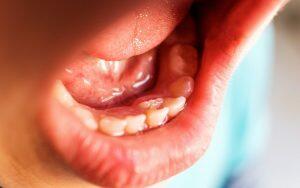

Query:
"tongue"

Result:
[[84, 0, 194, 60], [62, 50, 156, 108], [61, 14, 197, 109]]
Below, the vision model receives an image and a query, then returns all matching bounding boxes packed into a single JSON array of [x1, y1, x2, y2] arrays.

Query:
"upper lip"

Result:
[[38, 0, 287, 187]]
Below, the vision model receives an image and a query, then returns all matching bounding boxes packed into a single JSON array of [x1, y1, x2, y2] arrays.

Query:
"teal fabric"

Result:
[[165, 26, 274, 188]]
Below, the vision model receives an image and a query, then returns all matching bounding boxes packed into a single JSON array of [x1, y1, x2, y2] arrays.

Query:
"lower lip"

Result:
[[39, 55, 227, 186]]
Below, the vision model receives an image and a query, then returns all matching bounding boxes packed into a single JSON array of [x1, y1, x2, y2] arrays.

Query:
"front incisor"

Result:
[[99, 116, 127, 136], [54, 81, 75, 107], [73, 107, 98, 130]]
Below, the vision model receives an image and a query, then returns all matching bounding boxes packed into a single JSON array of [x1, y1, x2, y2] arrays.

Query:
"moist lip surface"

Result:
[[39, 0, 287, 187]]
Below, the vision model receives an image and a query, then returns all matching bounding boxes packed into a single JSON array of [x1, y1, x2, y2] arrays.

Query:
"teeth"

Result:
[[53, 81, 75, 107], [138, 98, 164, 109], [163, 97, 186, 117], [97, 97, 186, 136], [98, 116, 127, 136], [146, 107, 169, 128], [125, 114, 146, 134], [73, 107, 98, 130], [169, 76, 194, 98]]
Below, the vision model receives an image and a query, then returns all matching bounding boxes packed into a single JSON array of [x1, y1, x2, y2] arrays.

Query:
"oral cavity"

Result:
[[53, 42, 197, 136], [54, 16, 198, 137]]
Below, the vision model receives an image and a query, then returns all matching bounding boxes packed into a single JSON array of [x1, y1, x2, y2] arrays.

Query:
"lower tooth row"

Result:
[[98, 96, 186, 136], [55, 75, 192, 136], [98, 116, 127, 136], [97, 74, 192, 136], [146, 107, 169, 128], [125, 114, 147, 134], [163, 97, 186, 117]]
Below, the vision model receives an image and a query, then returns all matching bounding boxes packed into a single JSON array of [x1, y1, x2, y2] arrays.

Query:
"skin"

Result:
[[0, 0, 287, 187]]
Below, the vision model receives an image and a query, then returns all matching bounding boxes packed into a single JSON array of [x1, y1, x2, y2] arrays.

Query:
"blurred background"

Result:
[[261, 1, 300, 187]]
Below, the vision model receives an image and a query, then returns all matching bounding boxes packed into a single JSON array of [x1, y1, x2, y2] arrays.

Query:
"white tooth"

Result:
[[53, 81, 75, 107], [73, 107, 98, 130], [163, 97, 186, 117], [125, 114, 146, 134], [98, 116, 127, 136], [146, 107, 169, 128], [169, 76, 194, 98], [138, 98, 164, 109]]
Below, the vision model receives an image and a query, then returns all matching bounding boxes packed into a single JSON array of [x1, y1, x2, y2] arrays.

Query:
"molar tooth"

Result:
[[98, 116, 127, 136], [163, 97, 186, 117], [73, 107, 98, 130], [125, 114, 146, 134], [138, 98, 164, 109], [146, 107, 169, 128], [169, 76, 194, 98]]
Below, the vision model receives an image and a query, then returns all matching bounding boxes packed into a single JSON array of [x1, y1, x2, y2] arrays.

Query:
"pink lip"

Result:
[[38, 0, 287, 187]]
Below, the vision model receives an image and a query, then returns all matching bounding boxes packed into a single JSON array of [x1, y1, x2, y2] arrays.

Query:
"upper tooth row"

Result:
[[98, 96, 186, 136]]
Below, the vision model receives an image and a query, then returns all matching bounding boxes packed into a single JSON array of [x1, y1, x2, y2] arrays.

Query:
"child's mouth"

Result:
[[38, 0, 287, 187]]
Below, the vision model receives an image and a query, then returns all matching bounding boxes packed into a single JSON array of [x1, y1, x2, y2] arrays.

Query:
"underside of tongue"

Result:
[[62, 50, 156, 109]]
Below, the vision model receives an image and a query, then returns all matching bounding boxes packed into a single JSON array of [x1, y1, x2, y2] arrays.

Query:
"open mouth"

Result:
[[39, 0, 286, 187]]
